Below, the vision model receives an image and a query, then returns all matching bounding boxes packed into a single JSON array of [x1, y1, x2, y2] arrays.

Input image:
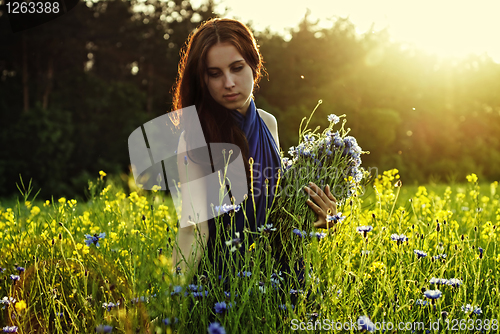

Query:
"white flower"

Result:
[[327, 114, 340, 124]]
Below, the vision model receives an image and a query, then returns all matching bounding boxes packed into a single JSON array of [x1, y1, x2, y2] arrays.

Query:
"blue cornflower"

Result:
[[0, 267, 4, 273], [446, 278, 463, 287], [192, 290, 209, 298], [414, 250, 427, 258], [214, 301, 229, 314], [326, 212, 346, 225], [309, 231, 326, 240], [423, 289, 442, 299], [15, 266, 25, 273], [292, 228, 304, 238], [333, 136, 344, 148], [462, 304, 472, 313], [357, 315, 376, 332], [170, 285, 183, 296], [258, 223, 277, 235], [215, 203, 241, 215], [462, 304, 482, 314], [9, 275, 20, 282], [56, 312, 64, 317], [102, 301, 119, 312], [303, 134, 315, 142], [289, 288, 303, 294], [207, 322, 226, 334], [2, 326, 18, 333], [130, 296, 146, 304], [429, 278, 448, 285], [188, 284, 203, 292], [327, 114, 340, 124], [270, 272, 283, 289], [356, 225, 373, 238], [390, 233, 408, 244], [95, 324, 113, 333], [225, 232, 242, 252], [478, 247, 484, 254], [1, 297, 16, 309], [356, 225, 373, 234], [415, 299, 428, 306], [84, 232, 106, 248], [237, 271, 251, 278], [433, 254, 447, 260], [162, 317, 179, 326]]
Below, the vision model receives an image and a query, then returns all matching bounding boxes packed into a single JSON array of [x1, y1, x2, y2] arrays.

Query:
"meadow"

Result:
[[0, 169, 499, 333]]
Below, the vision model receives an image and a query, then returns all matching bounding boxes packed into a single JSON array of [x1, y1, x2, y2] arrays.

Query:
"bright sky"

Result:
[[189, 0, 500, 63]]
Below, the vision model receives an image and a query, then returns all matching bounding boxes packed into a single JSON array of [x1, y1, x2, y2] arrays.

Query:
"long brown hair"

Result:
[[171, 18, 267, 181]]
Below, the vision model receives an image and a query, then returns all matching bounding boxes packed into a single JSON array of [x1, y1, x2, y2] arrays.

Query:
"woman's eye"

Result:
[[208, 72, 220, 78], [233, 66, 243, 72]]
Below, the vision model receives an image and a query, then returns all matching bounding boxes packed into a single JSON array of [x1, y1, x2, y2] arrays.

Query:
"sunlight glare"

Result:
[[187, 0, 500, 63]]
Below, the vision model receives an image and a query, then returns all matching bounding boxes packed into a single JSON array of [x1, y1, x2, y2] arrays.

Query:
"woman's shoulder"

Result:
[[257, 108, 277, 128]]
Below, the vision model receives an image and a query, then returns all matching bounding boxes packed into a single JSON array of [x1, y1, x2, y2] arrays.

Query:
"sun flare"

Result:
[[195, 0, 500, 62]]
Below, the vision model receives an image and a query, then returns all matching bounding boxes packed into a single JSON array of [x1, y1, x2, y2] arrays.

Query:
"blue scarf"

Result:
[[206, 99, 282, 274], [229, 98, 281, 231]]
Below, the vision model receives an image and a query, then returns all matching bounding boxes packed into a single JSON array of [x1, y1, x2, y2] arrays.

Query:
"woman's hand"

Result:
[[304, 182, 337, 229]]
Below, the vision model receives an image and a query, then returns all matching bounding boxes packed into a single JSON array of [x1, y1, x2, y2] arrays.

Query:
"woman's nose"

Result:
[[225, 74, 236, 88]]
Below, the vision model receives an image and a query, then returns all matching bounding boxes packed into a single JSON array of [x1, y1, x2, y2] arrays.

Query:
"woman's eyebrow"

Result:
[[207, 59, 245, 70]]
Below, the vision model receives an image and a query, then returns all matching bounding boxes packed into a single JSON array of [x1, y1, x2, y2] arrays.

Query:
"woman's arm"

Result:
[[172, 132, 209, 276]]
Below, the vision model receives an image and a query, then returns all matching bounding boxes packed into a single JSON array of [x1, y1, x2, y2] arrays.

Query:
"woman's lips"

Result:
[[224, 93, 239, 101]]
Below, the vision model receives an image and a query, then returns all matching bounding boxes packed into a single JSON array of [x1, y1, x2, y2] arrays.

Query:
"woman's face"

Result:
[[204, 42, 254, 116]]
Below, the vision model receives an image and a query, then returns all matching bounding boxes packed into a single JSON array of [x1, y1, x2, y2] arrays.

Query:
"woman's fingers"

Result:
[[308, 182, 333, 210], [313, 220, 325, 228], [305, 196, 322, 214], [325, 184, 337, 203]]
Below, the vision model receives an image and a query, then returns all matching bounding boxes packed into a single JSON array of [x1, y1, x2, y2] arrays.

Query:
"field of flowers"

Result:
[[1, 169, 500, 333]]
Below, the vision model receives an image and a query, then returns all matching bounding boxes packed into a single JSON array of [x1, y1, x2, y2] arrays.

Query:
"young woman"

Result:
[[171, 18, 337, 280]]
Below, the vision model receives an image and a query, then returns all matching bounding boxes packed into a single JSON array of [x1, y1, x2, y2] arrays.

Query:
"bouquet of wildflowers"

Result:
[[269, 100, 368, 263]]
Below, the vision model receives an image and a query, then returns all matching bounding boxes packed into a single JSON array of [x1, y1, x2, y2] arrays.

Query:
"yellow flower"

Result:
[[58, 197, 66, 204], [25, 201, 32, 209], [466, 173, 478, 183], [43, 200, 51, 207], [83, 248, 90, 255], [152, 185, 161, 192], [30, 206, 41, 216], [249, 242, 255, 251], [110, 232, 117, 240], [369, 261, 386, 273], [491, 181, 498, 197], [99, 170, 107, 180], [159, 255, 170, 267], [15, 300, 27, 312]]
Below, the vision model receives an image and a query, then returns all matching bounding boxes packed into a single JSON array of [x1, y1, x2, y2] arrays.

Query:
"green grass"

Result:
[[1, 170, 499, 333]]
